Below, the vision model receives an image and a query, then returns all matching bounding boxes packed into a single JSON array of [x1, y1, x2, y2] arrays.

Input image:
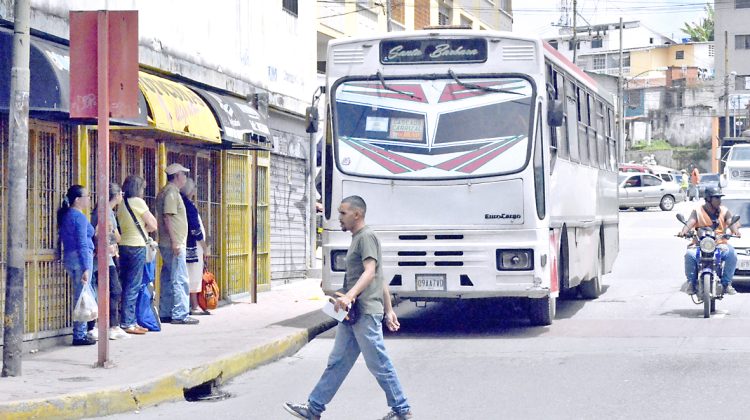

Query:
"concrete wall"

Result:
[[716, 0, 750, 95], [624, 148, 711, 172]]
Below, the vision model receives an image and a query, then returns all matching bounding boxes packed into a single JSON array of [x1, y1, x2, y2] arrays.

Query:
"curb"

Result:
[[0, 315, 337, 419]]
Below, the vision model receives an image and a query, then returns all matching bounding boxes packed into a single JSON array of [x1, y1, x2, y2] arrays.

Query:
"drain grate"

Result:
[[184, 378, 232, 402]]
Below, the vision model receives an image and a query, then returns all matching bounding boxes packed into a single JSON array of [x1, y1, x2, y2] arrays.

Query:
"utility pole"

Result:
[[385, 0, 392, 32], [2, 0, 31, 377], [618, 18, 625, 162], [572, 0, 577, 64], [724, 30, 730, 142]]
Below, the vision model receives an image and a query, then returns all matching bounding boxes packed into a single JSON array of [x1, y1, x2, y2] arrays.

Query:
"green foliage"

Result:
[[630, 139, 672, 151], [681, 4, 714, 42]]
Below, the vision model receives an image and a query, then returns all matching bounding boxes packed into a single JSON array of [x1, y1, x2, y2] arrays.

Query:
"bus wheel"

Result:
[[528, 295, 555, 326], [580, 245, 603, 299]]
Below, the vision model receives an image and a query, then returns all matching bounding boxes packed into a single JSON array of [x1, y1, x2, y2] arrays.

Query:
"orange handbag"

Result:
[[198, 269, 219, 311]]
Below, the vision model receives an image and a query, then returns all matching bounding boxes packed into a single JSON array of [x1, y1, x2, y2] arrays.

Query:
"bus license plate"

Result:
[[416, 274, 446, 291], [739, 259, 750, 270]]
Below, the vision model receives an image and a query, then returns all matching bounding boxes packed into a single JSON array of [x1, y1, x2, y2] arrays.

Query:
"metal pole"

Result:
[[572, 0, 577, 64], [618, 18, 624, 162], [2, 0, 31, 377], [386, 0, 392, 32], [725, 30, 730, 141], [251, 151, 258, 304], [308, 129, 316, 272], [95, 10, 111, 367]]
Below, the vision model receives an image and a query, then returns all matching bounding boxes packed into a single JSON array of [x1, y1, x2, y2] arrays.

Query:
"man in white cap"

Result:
[[155, 163, 198, 325]]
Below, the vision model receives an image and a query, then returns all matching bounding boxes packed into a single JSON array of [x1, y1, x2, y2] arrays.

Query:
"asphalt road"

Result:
[[105, 201, 750, 420]]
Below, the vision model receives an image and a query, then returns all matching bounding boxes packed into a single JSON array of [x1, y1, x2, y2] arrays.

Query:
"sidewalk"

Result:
[[0, 278, 336, 419]]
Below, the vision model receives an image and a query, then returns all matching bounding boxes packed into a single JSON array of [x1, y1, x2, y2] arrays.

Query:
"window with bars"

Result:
[[592, 55, 606, 70], [675, 50, 685, 59], [736, 35, 750, 49], [283, 0, 298, 17]]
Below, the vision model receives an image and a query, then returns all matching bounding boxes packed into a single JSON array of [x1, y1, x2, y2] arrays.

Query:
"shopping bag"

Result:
[[73, 281, 98, 322], [198, 270, 219, 311], [136, 282, 161, 332]]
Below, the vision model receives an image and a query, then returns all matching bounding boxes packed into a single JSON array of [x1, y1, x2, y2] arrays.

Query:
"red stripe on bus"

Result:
[[360, 143, 429, 171], [457, 137, 522, 173], [435, 141, 507, 171], [344, 139, 411, 174]]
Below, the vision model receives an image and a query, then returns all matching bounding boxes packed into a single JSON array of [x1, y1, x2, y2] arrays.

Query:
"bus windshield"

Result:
[[333, 76, 533, 179]]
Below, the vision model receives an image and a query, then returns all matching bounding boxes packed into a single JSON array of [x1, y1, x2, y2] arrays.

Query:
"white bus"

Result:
[[321, 30, 619, 325]]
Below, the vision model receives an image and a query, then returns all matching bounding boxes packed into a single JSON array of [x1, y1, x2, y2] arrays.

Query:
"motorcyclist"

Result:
[[678, 186, 741, 295]]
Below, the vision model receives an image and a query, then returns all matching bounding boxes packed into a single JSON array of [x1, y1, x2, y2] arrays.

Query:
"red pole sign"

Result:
[[70, 10, 138, 367]]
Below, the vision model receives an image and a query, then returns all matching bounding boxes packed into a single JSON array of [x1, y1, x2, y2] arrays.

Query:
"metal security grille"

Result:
[[223, 152, 250, 297], [270, 154, 308, 281], [255, 151, 271, 289], [27, 122, 73, 336]]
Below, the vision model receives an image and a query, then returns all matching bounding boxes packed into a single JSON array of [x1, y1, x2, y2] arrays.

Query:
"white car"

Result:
[[724, 144, 750, 187], [722, 195, 750, 284], [618, 172, 684, 211]]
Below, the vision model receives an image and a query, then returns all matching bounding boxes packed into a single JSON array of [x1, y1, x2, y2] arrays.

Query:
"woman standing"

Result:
[[181, 178, 210, 315], [58, 185, 96, 346], [92, 182, 129, 340], [117, 175, 158, 335]]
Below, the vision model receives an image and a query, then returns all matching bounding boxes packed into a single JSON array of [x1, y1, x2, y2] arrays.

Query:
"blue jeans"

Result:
[[63, 253, 93, 341], [684, 244, 738, 287], [308, 314, 410, 416], [159, 246, 190, 321], [119, 246, 146, 328]]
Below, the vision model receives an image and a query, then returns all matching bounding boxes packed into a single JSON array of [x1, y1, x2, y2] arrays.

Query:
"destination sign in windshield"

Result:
[[380, 38, 488, 64]]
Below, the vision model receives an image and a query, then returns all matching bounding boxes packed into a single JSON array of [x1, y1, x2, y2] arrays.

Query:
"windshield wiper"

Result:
[[375, 71, 422, 100], [448, 70, 524, 95]]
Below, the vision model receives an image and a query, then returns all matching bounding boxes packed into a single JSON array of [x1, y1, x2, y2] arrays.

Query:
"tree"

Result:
[[681, 4, 714, 42]]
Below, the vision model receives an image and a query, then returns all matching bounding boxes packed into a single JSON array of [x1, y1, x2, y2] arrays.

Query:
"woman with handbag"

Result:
[[117, 175, 158, 335], [58, 185, 96, 346], [180, 178, 210, 315]]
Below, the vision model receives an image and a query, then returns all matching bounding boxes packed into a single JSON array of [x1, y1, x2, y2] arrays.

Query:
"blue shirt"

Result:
[[60, 208, 95, 271]]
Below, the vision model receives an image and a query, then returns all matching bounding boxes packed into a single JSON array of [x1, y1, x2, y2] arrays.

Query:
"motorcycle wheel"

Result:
[[703, 274, 711, 319]]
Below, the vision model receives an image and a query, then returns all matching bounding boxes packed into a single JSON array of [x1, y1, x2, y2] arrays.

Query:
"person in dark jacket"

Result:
[[58, 185, 96, 346]]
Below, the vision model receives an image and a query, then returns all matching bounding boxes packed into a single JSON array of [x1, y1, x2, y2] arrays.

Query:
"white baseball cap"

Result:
[[165, 163, 190, 175]]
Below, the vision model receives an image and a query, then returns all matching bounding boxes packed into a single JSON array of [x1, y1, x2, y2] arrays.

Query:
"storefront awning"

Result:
[[138, 71, 221, 143], [0, 27, 70, 114], [191, 87, 270, 145]]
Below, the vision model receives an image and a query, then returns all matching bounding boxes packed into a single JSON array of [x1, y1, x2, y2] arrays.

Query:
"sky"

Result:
[[512, 0, 713, 41]]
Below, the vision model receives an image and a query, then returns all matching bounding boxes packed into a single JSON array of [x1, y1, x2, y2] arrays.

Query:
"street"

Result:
[[106, 201, 750, 420]]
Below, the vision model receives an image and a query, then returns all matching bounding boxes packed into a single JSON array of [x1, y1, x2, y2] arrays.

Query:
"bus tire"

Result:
[[580, 244, 603, 299], [659, 195, 675, 211], [528, 295, 555, 326], [558, 229, 577, 299]]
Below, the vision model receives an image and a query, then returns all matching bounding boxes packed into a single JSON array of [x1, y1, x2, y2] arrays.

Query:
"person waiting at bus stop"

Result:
[[678, 187, 740, 295], [284, 195, 413, 420]]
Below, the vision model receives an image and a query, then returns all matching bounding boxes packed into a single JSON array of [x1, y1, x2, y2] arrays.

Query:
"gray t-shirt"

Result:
[[343, 226, 384, 315]]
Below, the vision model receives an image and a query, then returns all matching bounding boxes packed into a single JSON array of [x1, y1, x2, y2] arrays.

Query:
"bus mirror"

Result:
[[306, 106, 320, 133], [548, 100, 564, 127]]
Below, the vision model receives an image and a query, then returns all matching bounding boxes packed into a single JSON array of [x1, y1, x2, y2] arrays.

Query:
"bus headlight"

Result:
[[496, 249, 534, 271], [330, 250, 348, 272], [699, 237, 716, 254]]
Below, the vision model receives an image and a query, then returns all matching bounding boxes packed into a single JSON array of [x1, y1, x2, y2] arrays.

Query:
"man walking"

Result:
[[284, 196, 412, 420], [155, 163, 198, 325]]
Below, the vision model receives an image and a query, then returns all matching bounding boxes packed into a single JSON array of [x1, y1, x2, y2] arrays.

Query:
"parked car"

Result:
[[724, 144, 750, 186], [618, 163, 650, 173], [697, 173, 721, 198], [618, 173, 684, 211], [721, 194, 750, 285]]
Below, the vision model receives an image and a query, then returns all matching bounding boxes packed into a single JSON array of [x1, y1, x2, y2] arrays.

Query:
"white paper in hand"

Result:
[[322, 299, 347, 322]]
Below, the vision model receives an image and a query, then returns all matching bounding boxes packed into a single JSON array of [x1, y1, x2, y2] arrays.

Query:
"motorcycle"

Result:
[[676, 213, 740, 318]]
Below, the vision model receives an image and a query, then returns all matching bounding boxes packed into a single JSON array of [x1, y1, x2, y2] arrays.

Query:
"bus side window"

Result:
[[556, 71, 569, 159], [534, 108, 546, 219], [587, 93, 598, 167], [596, 100, 607, 169], [607, 108, 617, 171], [566, 79, 580, 162], [324, 109, 334, 219], [577, 87, 589, 165]]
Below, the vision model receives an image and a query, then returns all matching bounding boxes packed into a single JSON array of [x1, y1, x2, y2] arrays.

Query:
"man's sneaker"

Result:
[[282, 402, 320, 420], [171, 316, 199, 325], [725, 284, 738, 295], [380, 410, 414, 420], [109, 326, 130, 340], [680, 281, 695, 295]]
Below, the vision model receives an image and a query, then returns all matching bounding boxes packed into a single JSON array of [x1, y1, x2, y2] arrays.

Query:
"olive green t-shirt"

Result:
[[343, 225, 384, 315], [155, 183, 188, 248]]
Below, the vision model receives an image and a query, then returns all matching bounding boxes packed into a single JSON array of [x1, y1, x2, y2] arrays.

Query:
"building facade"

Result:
[[715, 0, 750, 137], [0, 0, 317, 345]]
